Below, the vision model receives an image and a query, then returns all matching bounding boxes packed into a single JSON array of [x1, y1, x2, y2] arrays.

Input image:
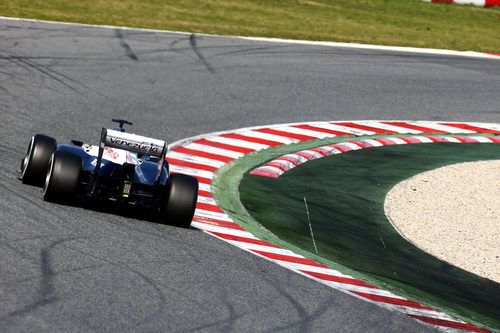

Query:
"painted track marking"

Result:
[[167, 120, 500, 333], [2, 16, 500, 60], [250, 135, 500, 178]]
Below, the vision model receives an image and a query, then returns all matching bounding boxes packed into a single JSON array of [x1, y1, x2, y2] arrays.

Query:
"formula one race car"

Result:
[[20, 119, 198, 228]]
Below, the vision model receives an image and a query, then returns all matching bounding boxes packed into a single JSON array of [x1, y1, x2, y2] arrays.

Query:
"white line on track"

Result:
[[1, 16, 499, 60]]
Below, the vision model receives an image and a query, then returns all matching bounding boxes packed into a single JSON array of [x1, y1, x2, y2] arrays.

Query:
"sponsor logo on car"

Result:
[[108, 137, 161, 155], [104, 147, 120, 160]]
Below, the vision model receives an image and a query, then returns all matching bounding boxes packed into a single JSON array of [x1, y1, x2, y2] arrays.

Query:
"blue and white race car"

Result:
[[20, 119, 198, 228]]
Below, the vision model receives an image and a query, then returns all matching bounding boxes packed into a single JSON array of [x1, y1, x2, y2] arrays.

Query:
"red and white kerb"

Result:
[[422, 0, 500, 7], [250, 135, 500, 178], [166, 120, 500, 333]]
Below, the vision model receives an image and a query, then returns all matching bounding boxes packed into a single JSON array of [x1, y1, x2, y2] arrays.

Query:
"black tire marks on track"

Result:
[[115, 29, 139, 61], [189, 33, 215, 73]]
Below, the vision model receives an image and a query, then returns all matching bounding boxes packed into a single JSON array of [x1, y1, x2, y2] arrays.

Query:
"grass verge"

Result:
[[213, 134, 500, 332], [1, 0, 499, 53]]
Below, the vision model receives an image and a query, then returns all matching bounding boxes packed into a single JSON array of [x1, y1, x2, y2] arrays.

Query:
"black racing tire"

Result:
[[43, 151, 82, 203], [160, 173, 199, 228], [20, 134, 57, 185]]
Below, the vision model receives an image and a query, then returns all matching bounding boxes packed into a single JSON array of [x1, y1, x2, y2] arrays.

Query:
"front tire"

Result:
[[43, 151, 82, 203], [160, 173, 198, 228], [21, 134, 57, 185]]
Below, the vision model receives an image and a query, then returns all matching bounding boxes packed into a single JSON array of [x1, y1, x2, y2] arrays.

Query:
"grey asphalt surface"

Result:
[[1, 18, 499, 333]]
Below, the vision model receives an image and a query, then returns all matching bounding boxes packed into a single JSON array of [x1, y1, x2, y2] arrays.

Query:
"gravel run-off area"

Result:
[[385, 160, 500, 284]]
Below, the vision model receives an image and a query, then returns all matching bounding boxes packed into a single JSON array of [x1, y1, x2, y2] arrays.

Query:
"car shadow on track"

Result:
[[20, 180, 197, 230]]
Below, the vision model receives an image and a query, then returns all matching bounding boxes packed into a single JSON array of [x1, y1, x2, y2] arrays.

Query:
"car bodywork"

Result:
[[20, 119, 198, 228], [64, 128, 169, 205]]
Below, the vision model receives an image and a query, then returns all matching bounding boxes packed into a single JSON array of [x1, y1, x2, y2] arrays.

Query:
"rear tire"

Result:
[[160, 173, 198, 228], [21, 134, 57, 185], [43, 151, 82, 203]]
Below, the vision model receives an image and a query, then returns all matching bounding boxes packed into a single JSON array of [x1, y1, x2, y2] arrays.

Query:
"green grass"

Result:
[[239, 143, 500, 330], [211, 134, 500, 332], [1, 0, 499, 53]]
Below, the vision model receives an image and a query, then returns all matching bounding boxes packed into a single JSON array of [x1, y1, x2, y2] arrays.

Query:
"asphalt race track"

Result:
[[1, 18, 499, 332]]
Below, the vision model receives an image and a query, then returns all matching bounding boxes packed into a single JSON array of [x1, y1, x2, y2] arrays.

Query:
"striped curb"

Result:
[[422, 0, 500, 7], [2, 16, 500, 60], [166, 120, 500, 333], [250, 135, 500, 178]]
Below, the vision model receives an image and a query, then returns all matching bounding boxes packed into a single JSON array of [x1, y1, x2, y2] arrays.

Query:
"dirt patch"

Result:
[[385, 160, 500, 283]]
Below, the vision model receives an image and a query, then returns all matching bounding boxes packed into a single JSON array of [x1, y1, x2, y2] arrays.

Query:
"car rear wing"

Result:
[[91, 128, 168, 193], [104, 129, 166, 157]]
